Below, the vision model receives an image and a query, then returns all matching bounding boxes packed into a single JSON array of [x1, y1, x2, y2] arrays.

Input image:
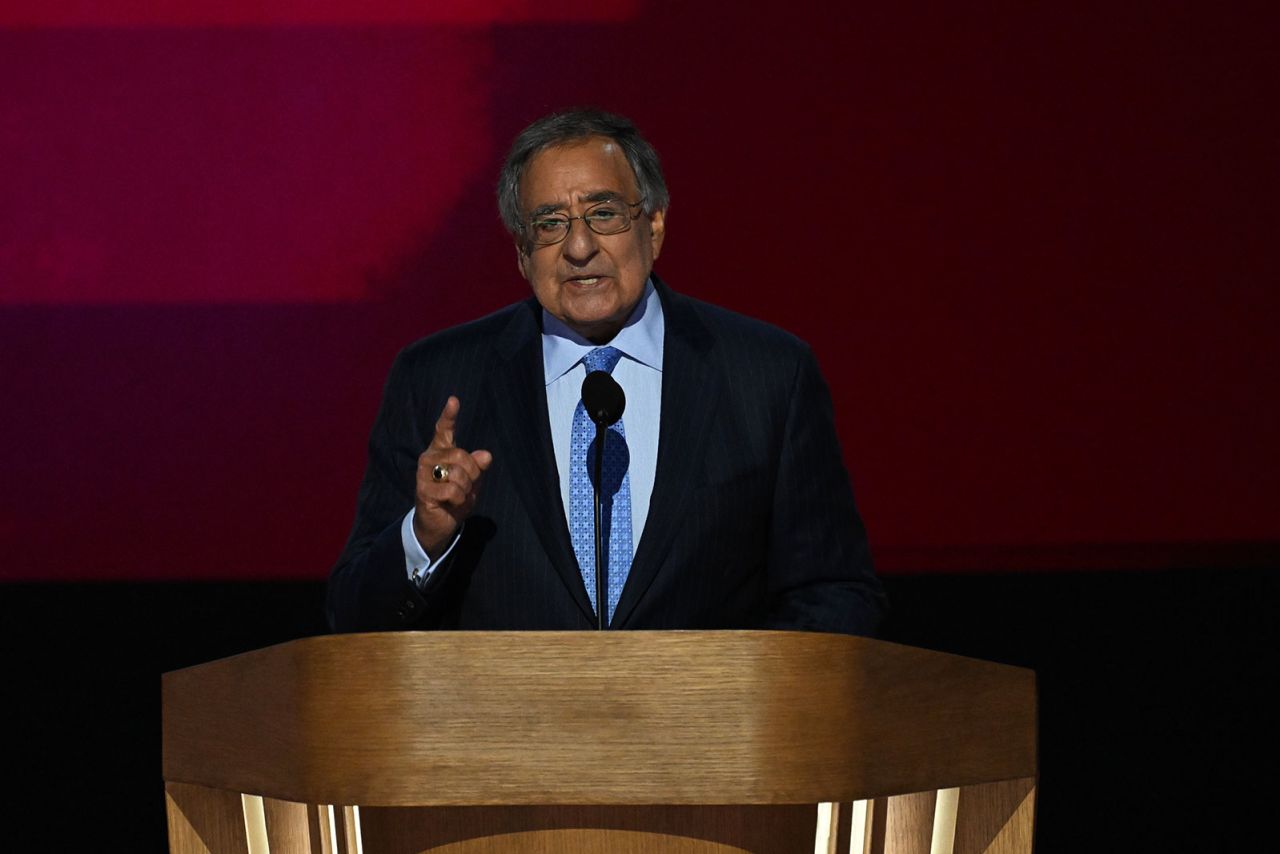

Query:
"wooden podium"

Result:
[[162, 631, 1036, 853]]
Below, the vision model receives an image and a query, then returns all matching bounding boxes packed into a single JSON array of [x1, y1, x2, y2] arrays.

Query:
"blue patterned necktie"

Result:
[[568, 346, 633, 626]]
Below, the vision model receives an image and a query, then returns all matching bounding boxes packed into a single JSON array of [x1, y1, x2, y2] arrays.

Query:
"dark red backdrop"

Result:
[[2, 1, 1276, 580]]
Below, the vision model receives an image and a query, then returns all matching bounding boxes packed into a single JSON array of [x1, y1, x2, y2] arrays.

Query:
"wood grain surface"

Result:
[[358, 804, 817, 854], [166, 782, 248, 854], [260, 797, 311, 854], [163, 632, 1036, 807], [885, 790, 936, 854], [954, 779, 1036, 854]]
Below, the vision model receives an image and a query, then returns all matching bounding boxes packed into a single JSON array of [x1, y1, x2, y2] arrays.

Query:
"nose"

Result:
[[560, 216, 599, 266]]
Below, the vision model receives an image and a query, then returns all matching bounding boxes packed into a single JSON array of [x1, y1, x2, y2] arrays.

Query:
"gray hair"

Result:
[[497, 108, 669, 238]]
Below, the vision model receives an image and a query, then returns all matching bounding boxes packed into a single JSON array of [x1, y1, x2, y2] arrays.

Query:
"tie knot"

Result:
[[583, 346, 623, 375]]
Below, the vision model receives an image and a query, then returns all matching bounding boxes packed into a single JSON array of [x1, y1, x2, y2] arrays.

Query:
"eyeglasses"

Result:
[[523, 198, 646, 246]]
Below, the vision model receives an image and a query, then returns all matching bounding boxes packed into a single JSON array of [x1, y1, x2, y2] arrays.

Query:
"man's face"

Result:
[[516, 136, 665, 343]]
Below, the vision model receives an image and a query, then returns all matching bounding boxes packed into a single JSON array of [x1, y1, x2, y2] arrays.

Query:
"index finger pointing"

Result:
[[432, 395, 460, 449]]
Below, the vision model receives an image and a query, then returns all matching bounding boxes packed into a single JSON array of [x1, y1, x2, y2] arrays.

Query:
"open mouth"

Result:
[[567, 276, 605, 286]]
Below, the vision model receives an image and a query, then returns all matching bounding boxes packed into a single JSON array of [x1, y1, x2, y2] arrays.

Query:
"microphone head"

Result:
[[581, 370, 626, 426]]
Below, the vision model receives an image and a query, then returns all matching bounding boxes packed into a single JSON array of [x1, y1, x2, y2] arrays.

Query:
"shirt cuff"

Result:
[[401, 510, 461, 589]]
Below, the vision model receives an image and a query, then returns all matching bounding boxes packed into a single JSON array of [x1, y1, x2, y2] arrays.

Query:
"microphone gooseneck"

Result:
[[580, 370, 626, 630]]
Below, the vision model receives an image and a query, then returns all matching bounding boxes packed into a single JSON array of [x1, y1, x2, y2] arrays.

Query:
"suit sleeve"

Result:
[[326, 350, 445, 632], [763, 345, 888, 635]]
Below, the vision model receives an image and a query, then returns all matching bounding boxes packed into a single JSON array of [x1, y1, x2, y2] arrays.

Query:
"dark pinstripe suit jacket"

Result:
[[326, 279, 885, 635]]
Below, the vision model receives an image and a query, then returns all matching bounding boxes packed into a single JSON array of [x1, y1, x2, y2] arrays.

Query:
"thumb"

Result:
[[471, 449, 494, 471]]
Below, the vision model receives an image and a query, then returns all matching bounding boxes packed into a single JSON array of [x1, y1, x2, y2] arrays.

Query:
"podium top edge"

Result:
[[162, 629, 1035, 680]]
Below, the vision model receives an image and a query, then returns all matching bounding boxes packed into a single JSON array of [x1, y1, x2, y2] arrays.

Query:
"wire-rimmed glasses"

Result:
[[523, 198, 646, 246]]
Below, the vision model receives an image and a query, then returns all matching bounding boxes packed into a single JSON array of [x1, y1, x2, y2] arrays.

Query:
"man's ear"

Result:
[[648, 208, 667, 262], [515, 239, 530, 281]]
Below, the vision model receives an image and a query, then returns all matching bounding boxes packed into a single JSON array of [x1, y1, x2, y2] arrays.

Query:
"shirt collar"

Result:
[[541, 279, 665, 384]]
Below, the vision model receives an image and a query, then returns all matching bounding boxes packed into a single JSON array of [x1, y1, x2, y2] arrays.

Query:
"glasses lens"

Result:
[[528, 215, 569, 245], [585, 201, 634, 235]]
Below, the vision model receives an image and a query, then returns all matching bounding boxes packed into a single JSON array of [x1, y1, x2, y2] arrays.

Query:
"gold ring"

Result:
[[432, 464, 450, 483]]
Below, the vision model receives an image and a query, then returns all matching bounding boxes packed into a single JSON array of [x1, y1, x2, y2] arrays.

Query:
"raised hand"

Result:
[[412, 396, 493, 559]]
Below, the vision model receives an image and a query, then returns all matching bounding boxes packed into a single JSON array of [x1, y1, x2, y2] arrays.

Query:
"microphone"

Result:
[[581, 370, 625, 426], [580, 370, 625, 629]]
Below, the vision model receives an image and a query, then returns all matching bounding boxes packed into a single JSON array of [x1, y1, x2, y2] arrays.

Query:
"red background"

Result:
[[2, 1, 1276, 580]]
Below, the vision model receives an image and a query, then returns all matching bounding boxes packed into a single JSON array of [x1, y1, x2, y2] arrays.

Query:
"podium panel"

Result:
[[163, 632, 1037, 853]]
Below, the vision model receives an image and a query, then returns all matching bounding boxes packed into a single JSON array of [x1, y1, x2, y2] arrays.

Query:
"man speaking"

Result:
[[327, 109, 885, 635]]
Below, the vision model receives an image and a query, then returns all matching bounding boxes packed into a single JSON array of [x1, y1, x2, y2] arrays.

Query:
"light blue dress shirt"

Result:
[[402, 280, 664, 584]]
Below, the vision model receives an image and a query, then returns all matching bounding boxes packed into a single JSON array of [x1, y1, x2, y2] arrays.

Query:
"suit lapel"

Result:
[[487, 301, 596, 623], [612, 280, 720, 627]]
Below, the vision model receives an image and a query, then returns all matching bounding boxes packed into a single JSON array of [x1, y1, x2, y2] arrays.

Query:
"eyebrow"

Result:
[[527, 190, 624, 219]]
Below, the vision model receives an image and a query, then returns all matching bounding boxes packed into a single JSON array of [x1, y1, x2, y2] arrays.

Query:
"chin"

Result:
[[567, 314, 625, 342], [565, 303, 621, 328]]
